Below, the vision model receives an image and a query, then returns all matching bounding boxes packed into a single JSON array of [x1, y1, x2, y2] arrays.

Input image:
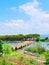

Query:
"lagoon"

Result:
[[4, 41, 21, 44], [5, 41, 49, 50]]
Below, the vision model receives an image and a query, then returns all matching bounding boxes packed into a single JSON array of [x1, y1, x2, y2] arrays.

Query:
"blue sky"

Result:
[[0, 0, 49, 35]]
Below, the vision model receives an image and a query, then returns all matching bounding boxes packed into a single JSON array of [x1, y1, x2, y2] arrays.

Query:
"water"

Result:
[[5, 41, 49, 50], [34, 42, 49, 50], [4, 41, 21, 44], [26, 42, 49, 50], [42, 42, 49, 50]]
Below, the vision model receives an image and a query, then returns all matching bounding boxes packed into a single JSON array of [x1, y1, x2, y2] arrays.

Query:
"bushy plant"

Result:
[[28, 58, 35, 65], [25, 47, 33, 52], [12, 51, 20, 57], [19, 46, 24, 49], [3, 44, 12, 54], [33, 47, 45, 54], [40, 38, 45, 41], [0, 40, 4, 54], [44, 50, 49, 65], [25, 47, 45, 54]]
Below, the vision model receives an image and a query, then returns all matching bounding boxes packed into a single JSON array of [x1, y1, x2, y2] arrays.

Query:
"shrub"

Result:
[[28, 58, 35, 65], [3, 44, 12, 54], [33, 47, 45, 54], [25, 47, 45, 54], [12, 52, 20, 57], [19, 46, 24, 49], [0, 40, 4, 54], [44, 50, 49, 65]]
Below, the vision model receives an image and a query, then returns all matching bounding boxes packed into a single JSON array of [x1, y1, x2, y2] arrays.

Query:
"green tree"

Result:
[[45, 37, 48, 40], [44, 50, 49, 65], [32, 34, 40, 41], [0, 34, 40, 41], [17, 34, 24, 41], [0, 40, 4, 54]]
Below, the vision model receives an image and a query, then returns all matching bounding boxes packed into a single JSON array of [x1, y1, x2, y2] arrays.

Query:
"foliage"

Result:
[[44, 50, 49, 65], [28, 58, 36, 65], [25, 47, 45, 54], [0, 34, 40, 41], [40, 37, 48, 42], [12, 51, 20, 57], [12, 52, 36, 65], [19, 55, 36, 65], [25, 42, 45, 54], [45, 37, 48, 40], [33, 47, 45, 54], [40, 38, 45, 41], [0, 40, 4, 54], [3, 44, 12, 54], [0, 51, 36, 65], [0, 59, 14, 65], [25, 47, 33, 52], [19, 46, 24, 49], [35, 37, 40, 41]]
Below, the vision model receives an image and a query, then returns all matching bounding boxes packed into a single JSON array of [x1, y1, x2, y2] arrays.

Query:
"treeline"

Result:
[[0, 34, 40, 41]]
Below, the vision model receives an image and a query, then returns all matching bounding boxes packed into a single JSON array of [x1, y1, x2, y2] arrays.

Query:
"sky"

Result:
[[0, 0, 49, 35]]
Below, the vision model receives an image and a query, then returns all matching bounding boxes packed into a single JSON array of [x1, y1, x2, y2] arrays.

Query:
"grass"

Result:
[[0, 42, 46, 65], [12, 51, 36, 65], [0, 51, 37, 65], [25, 47, 45, 54]]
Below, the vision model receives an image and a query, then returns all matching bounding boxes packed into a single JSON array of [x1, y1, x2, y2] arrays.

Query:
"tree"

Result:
[[0, 34, 40, 41], [17, 34, 24, 41], [0, 40, 4, 54], [45, 37, 48, 40]]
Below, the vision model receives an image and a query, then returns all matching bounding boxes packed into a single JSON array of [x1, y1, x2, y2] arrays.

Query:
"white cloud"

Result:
[[0, 0, 49, 35], [0, 19, 32, 35], [19, 0, 49, 34]]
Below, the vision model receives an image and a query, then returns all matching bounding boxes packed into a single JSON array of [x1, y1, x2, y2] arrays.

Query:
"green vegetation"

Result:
[[25, 47, 45, 54], [0, 40, 14, 65], [40, 37, 49, 42], [0, 34, 49, 42], [0, 39, 49, 65], [0, 40, 4, 56], [0, 34, 40, 41], [0, 51, 36, 65], [44, 50, 49, 65], [0, 40, 37, 65], [25, 42, 45, 54], [0, 60, 14, 65], [19, 45, 24, 49], [12, 52, 36, 65], [3, 44, 12, 54]]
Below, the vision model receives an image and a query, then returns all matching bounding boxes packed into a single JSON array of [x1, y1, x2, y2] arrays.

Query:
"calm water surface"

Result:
[[26, 42, 49, 50], [5, 41, 22, 44]]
